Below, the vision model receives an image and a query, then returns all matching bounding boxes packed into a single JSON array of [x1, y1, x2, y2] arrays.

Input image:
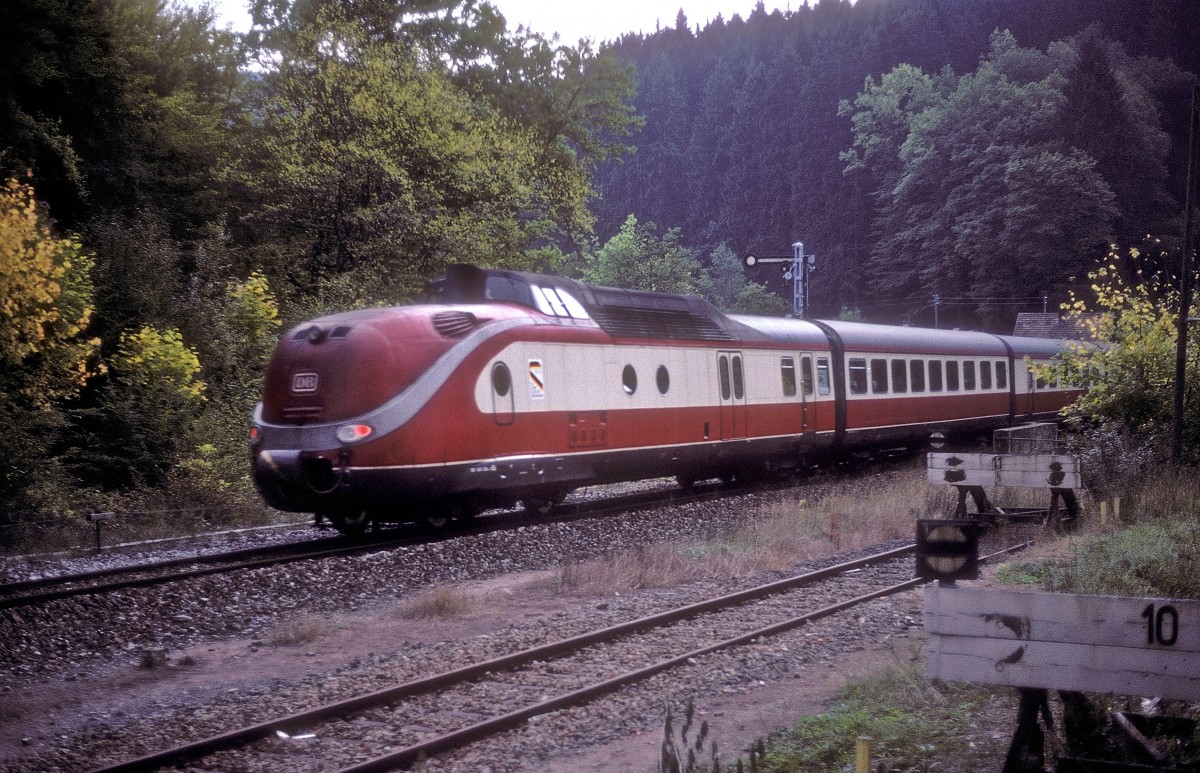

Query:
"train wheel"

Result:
[[330, 510, 370, 537], [422, 509, 452, 530], [523, 497, 556, 517], [449, 498, 479, 524]]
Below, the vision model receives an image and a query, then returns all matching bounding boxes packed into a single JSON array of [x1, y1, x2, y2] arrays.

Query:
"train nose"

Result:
[[254, 450, 342, 494]]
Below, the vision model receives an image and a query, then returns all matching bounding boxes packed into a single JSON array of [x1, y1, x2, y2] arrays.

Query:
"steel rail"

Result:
[[86, 541, 955, 773], [335, 541, 1029, 773], [0, 484, 702, 610], [0, 534, 414, 611], [0, 473, 801, 611], [7, 454, 916, 610], [0, 533, 344, 595]]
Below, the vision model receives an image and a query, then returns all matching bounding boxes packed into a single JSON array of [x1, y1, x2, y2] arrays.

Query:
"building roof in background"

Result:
[[1012, 312, 1102, 340]]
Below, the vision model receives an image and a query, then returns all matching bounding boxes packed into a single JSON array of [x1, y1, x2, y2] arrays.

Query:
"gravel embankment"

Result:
[[1, 470, 930, 772]]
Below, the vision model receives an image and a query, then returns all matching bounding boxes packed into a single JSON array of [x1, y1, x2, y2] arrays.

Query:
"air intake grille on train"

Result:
[[588, 306, 735, 341], [432, 311, 480, 337]]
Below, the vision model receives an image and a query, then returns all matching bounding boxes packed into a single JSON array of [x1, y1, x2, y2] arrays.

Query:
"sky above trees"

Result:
[[192, 0, 792, 44]]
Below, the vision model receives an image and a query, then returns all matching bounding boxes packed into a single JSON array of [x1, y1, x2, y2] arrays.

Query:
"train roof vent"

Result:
[[329, 325, 353, 339], [588, 305, 735, 341], [432, 310, 481, 337]]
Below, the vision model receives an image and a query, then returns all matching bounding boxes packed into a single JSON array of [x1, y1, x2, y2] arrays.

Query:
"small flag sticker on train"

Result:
[[529, 359, 545, 399]]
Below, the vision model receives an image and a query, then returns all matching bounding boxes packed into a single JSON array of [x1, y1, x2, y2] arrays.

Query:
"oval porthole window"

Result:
[[492, 362, 512, 397], [656, 365, 670, 395], [622, 364, 638, 396]]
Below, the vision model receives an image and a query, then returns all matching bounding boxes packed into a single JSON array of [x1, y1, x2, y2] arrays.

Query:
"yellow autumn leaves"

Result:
[[0, 176, 101, 408]]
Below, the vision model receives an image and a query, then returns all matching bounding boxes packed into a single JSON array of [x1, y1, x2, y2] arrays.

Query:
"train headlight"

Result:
[[336, 423, 373, 444]]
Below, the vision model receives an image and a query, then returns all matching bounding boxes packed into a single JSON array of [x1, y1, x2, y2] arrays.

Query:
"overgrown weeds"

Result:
[[396, 586, 474, 619], [659, 698, 720, 773], [747, 664, 1013, 772], [996, 464, 1200, 599], [266, 614, 329, 646], [554, 463, 960, 595]]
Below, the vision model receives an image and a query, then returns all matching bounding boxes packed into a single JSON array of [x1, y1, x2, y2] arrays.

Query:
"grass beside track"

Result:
[[682, 462, 1199, 773]]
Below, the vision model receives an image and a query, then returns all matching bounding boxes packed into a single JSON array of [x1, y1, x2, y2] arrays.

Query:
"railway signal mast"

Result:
[[745, 241, 816, 318]]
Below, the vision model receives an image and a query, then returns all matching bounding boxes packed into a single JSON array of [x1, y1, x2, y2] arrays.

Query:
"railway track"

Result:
[[87, 540, 1028, 773], [0, 531, 420, 611], [0, 468, 858, 611]]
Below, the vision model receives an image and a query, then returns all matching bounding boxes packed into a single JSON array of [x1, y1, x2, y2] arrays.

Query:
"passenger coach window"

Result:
[[801, 356, 814, 396], [848, 358, 868, 395], [870, 359, 888, 393], [910, 360, 926, 392], [996, 361, 1007, 389], [719, 356, 731, 400], [732, 356, 745, 399], [891, 359, 907, 393], [963, 361, 976, 390], [657, 365, 670, 395], [928, 361, 943, 392], [781, 357, 797, 397], [979, 361, 991, 389], [946, 361, 960, 391], [816, 358, 831, 396]]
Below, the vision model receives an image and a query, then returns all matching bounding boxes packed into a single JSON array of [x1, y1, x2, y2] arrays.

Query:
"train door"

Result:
[[490, 361, 515, 425], [716, 351, 746, 439], [799, 353, 817, 435]]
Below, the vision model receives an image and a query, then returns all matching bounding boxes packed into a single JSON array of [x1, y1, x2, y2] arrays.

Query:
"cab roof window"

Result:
[[532, 285, 589, 319]]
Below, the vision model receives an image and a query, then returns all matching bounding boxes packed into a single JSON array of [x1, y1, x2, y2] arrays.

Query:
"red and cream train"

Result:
[[250, 265, 1083, 535]]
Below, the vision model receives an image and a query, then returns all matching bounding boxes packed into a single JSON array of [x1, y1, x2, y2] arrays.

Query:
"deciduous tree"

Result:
[[0, 176, 101, 509]]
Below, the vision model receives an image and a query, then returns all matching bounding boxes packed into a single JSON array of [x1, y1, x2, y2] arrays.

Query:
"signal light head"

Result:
[[248, 426, 262, 445], [336, 424, 373, 444], [915, 519, 983, 582]]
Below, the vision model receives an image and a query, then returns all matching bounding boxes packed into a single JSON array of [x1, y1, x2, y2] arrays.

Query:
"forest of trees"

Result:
[[594, 0, 1200, 327], [1, 0, 1198, 530]]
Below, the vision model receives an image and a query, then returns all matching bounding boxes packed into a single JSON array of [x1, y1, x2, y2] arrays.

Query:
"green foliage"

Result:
[[1048, 519, 1200, 598], [0, 0, 133, 224], [72, 325, 207, 490], [584, 214, 711, 295], [704, 242, 789, 315], [757, 664, 1005, 772], [453, 23, 642, 245], [1047, 245, 1199, 460], [100, 0, 243, 241], [181, 256, 282, 496], [995, 560, 1064, 586], [1002, 466, 1200, 598], [593, 3, 1194, 323], [841, 30, 1137, 326], [237, 8, 563, 301]]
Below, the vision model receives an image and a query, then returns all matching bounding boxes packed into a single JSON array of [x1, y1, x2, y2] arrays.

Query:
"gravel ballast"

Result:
[[0, 470, 935, 772]]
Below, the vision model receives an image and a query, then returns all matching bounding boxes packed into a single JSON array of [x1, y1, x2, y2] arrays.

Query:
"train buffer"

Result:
[[926, 451, 1082, 533]]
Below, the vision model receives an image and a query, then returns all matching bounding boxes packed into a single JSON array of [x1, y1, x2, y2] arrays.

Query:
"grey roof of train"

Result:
[[736, 316, 1014, 355], [727, 315, 828, 345]]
